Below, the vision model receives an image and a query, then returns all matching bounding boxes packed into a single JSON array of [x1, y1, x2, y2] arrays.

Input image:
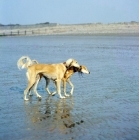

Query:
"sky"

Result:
[[0, 0, 139, 25]]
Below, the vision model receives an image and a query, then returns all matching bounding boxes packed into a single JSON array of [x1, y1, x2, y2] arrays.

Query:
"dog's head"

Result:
[[79, 65, 90, 74], [65, 58, 80, 69]]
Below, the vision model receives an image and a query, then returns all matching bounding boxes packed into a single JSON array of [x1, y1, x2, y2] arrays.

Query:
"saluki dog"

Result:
[[33, 65, 90, 98], [17, 56, 90, 98], [17, 56, 80, 100]]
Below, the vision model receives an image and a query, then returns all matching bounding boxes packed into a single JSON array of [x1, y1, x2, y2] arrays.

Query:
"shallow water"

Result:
[[0, 35, 139, 140]]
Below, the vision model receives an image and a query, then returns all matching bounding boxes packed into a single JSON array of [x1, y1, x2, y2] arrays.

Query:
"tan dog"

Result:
[[32, 65, 90, 97], [62, 65, 90, 96], [17, 56, 80, 100], [17, 56, 90, 98]]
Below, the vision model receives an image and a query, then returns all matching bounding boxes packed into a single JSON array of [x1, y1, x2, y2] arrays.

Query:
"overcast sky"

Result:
[[0, 0, 139, 25]]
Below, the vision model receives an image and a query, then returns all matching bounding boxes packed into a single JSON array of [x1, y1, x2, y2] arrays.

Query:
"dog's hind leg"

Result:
[[45, 78, 57, 95], [33, 75, 42, 99], [44, 77, 52, 95], [26, 72, 32, 96], [24, 73, 36, 101], [28, 86, 33, 96], [24, 83, 34, 101], [67, 79, 74, 95]]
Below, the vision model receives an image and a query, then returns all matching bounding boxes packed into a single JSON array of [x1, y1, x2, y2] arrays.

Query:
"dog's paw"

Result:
[[70, 92, 73, 95], [65, 94, 70, 97], [37, 95, 42, 99], [24, 98, 29, 101], [38, 97, 42, 101], [60, 96, 66, 99], [51, 91, 56, 96], [29, 91, 33, 96]]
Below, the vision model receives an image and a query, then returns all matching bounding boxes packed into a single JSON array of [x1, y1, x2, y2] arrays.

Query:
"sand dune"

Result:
[[0, 23, 139, 36]]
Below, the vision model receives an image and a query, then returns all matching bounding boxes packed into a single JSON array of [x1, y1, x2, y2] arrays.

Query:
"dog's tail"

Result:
[[17, 56, 38, 70], [32, 60, 38, 65]]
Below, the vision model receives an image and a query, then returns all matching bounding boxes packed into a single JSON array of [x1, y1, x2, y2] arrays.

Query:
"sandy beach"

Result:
[[0, 23, 139, 36]]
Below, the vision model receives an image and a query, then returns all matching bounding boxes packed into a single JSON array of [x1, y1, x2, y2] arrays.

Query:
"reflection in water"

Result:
[[24, 96, 84, 133]]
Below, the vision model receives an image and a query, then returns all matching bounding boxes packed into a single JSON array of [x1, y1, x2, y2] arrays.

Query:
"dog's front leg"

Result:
[[51, 81, 57, 96], [67, 79, 74, 95], [63, 79, 70, 97], [56, 80, 65, 99]]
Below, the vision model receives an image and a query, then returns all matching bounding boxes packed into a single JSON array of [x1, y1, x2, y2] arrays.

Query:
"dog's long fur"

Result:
[[17, 56, 80, 100], [17, 56, 38, 69]]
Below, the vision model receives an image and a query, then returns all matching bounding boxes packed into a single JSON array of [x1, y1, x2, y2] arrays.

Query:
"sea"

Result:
[[0, 35, 139, 140]]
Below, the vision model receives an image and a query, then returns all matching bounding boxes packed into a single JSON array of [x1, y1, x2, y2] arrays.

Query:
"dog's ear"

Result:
[[66, 58, 73, 67]]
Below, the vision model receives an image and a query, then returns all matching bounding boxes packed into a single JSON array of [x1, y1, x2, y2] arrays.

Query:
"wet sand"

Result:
[[0, 35, 139, 140]]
